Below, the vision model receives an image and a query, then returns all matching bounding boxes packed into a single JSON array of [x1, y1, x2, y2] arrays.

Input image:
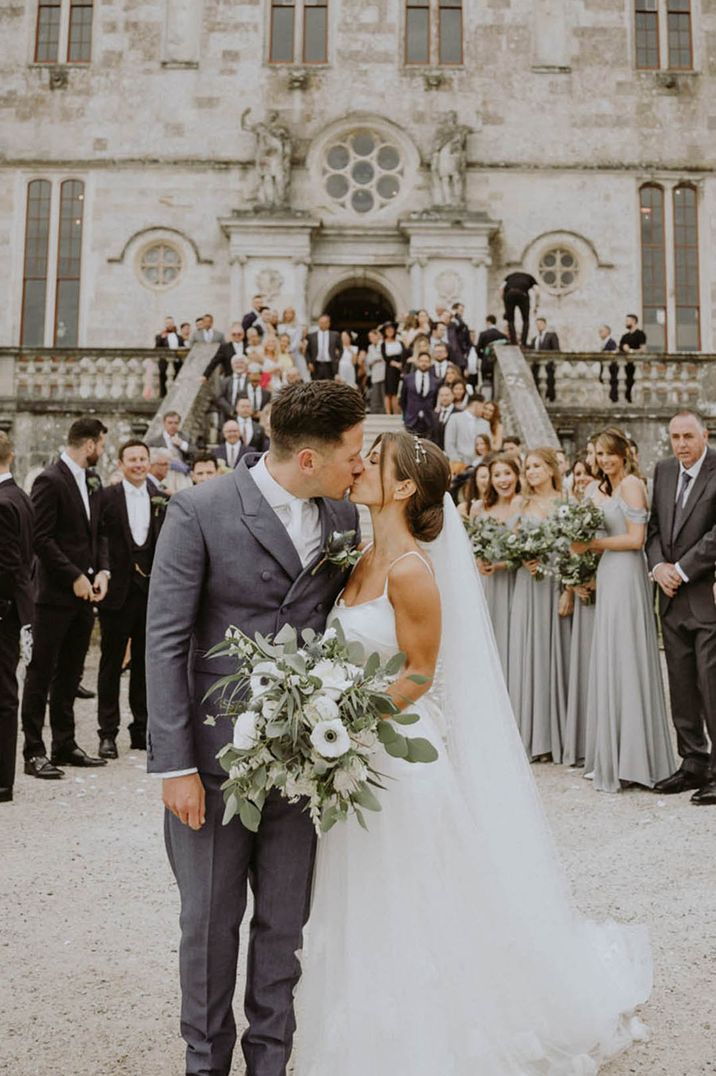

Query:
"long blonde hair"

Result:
[[524, 447, 562, 495]]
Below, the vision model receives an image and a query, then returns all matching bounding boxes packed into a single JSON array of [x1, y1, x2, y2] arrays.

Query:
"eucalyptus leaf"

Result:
[[353, 784, 383, 812], [392, 711, 420, 725], [364, 652, 380, 679], [405, 737, 439, 764], [222, 794, 239, 826], [408, 673, 430, 685], [385, 651, 407, 677], [274, 623, 298, 646], [347, 641, 366, 665], [374, 695, 398, 715], [302, 628, 316, 644], [376, 721, 397, 744], [354, 806, 369, 831], [239, 799, 262, 832], [384, 734, 409, 759], [320, 805, 340, 833]]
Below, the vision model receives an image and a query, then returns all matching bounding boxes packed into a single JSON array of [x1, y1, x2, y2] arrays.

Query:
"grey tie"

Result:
[[672, 470, 693, 538]]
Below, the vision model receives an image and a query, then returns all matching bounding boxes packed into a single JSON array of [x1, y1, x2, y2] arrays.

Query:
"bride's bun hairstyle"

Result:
[[376, 431, 451, 542], [523, 446, 562, 493], [270, 381, 366, 459]]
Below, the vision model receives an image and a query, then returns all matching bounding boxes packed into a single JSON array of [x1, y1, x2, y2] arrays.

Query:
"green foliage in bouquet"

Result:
[[464, 515, 522, 568]]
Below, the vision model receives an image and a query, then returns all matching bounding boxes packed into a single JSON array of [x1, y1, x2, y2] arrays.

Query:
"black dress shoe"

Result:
[[691, 781, 716, 805], [0, 787, 13, 802], [24, 756, 65, 779], [75, 684, 96, 700], [653, 770, 707, 795], [98, 737, 118, 760], [51, 746, 107, 768]]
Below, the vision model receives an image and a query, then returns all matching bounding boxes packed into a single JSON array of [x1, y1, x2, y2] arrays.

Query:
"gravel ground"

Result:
[[2, 643, 715, 1076]]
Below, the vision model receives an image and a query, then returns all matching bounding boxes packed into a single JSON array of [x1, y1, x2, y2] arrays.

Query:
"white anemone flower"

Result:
[[250, 660, 281, 699], [310, 719, 351, 759], [311, 659, 354, 700], [233, 710, 260, 751], [305, 694, 340, 724]]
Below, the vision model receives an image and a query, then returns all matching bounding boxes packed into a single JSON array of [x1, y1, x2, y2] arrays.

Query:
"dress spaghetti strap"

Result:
[[383, 550, 434, 594]]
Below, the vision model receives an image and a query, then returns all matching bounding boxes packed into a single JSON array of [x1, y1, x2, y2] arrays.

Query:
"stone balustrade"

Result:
[[0, 347, 186, 405]]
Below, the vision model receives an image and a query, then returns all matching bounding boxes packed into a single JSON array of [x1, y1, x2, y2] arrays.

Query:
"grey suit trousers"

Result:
[[660, 589, 716, 778], [165, 776, 317, 1076]]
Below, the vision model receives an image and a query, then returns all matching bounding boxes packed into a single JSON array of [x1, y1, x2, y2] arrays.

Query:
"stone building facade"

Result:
[[1, 0, 714, 352]]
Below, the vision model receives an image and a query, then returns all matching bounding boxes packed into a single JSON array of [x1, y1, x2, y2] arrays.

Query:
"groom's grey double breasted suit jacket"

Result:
[[646, 447, 716, 778], [145, 455, 359, 1076]]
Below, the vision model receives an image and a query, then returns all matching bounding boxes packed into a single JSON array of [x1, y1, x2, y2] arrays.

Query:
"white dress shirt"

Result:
[[166, 331, 180, 349], [60, 451, 90, 518], [239, 417, 254, 446], [122, 480, 150, 546], [318, 330, 329, 363], [416, 371, 430, 397], [0, 472, 13, 485], [162, 430, 189, 457], [224, 440, 241, 468], [156, 454, 323, 780], [433, 359, 448, 381]]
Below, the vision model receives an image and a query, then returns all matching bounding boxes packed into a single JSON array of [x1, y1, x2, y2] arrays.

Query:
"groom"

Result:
[[646, 409, 716, 804], [146, 381, 365, 1076]]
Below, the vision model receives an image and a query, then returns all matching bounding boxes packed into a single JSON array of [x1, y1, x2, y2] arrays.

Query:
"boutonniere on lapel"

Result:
[[150, 494, 170, 518], [311, 530, 361, 576], [86, 471, 102, 495]]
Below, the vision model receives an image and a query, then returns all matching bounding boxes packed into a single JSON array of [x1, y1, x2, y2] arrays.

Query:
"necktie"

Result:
[[232, 377, 239, 404], [420, 374, 427, 397], [228, 443, 236, 467], [672, 470, 693, 539], [241, 421, 250, 446], [441, 409, 448, 424]]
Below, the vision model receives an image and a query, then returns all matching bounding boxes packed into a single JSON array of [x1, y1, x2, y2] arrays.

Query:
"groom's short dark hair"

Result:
[[270, 382, 365, 459]]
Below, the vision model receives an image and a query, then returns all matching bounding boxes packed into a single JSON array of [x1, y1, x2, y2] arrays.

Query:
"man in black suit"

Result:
[[21, 418, 109, 779], [448, 303, 472, 368], [500, 270, 539, 346], [155, 316, 184, 397], [529, 317, 560, 403], [241, 293, 265, 335], [433, 385, 457, 450], [598, 324, 618, 352], [203, 324, 246, 381], [0, 434, 34, 802], [214, 355, 249, 421], [147, 411, 196, 480], [476, 315, 508, 386], [96, 440, 168, 759], [400, 351, 440, 437], [240, 365, 272, 418], [305, 314, 341, 380], [646, 411, 716, 805]]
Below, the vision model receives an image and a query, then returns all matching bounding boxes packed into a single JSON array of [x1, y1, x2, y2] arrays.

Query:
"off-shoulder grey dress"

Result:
[[507, 514, 571, 763], [481, 513, 520, 676], [584, 497, 675, 792], [563, 596, 596, 767]]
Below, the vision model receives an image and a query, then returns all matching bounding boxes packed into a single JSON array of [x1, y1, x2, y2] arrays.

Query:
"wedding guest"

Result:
[[615, 314, 646, 403], [476, 315, 508, 385], [598, 324, 618, 352], [148, 411, 195, 466], [21, 418, 110, 778], [215, 355, 249, 422], [451, 380, 470, 410], [155, 316, 182, 396], [245, 326, 263, 360], [646, 410, 716, 804], [179, 322, 192, 348], [500, 270, 539, 347], [563, 456, 598, 768], [473, 433, 492, 466], [242, 293, 265, 334], [305, 314, 341, 380], [234, 398, 269, 455], [433, 385, 456, 450], [399, 351, 440, 438], [381, 321, 408, 414], [508, 448, 571, 764], [337, 331, 358, 387], [203, 324, 246, 381], [502, 435, 523, 463], [241, 365, 272, 417], [458, 460, 493, 519], [191, 453, 220, 485], [213, 420, 243, 470], [97, 440, 168, 759], [261, 336, 283, 391], [277, 307, 302, 352], [474, 454, 523, 674], [432, 344, 451, 384], [364, 328, 386, 413], [574, 428, 675, 792], [444, 396, 490, 474], [0, 433, 34, 803], [482, 400, 504, 451], [148, 448, 171, 491], [529, 317, 560, 352], [585, 438, 597, 475], [190, 314, 224, 346]]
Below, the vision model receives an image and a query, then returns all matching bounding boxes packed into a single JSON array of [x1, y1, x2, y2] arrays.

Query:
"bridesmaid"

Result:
[[457, 459, 492, 519], [563, 455, 598, 768], [508, 448, 572, 763], [473, 454, 523, 675], [573, 428, 675, 792]]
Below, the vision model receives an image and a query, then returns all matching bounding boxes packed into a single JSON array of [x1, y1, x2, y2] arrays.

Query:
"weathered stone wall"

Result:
[[0, 0, 714, 348]]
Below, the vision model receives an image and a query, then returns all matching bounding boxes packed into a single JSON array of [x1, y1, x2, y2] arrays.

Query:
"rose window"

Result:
[[537, 248, 580, 294], [138, 242, 182, 288], [323, 130, 404, 214]]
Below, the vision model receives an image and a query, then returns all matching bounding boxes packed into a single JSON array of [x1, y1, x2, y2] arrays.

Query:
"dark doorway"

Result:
[[324, 286, 395, 348]]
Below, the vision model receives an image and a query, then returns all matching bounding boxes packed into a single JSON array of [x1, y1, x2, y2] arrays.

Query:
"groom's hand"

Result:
[[163, 774, 206, 830]]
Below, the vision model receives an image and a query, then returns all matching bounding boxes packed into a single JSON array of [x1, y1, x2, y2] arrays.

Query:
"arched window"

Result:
[[639, 184, 667, 351], [54, 179, 84, 346], [20, 180, 52, 346], [673, 184, 700, 350]]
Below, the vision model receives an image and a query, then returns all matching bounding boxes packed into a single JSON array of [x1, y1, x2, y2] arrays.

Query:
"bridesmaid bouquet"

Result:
[[510, 519, 557, 581], [205, 622, 438, 836], [552, 549, 600, 601], [464, 515, 521, 567], [551, 499, 604, 544]]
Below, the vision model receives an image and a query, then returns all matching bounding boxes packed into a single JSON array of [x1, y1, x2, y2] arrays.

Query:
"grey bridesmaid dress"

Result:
[[584, 496, 675, 792], [563, 596, 596, 767], [507, 514, 571, 763], [481, 512, 519, 676]]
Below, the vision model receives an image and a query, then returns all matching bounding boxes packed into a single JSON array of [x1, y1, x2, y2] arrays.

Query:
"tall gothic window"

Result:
[[639, 184, 667, 351], [405, 0, 463, 65], [54, 180, 85, 346], [635, 0, 693, 70], [673, 185, 700, 351], [269, 0, 327, 63], [34, 0, 93, 63], [20, 180, 52, 347]]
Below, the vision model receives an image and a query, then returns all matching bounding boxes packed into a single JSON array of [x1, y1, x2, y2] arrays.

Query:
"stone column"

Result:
[[229, 254, 247, 319], [409, 259, 425, 309], [294, 259, 310, 326]]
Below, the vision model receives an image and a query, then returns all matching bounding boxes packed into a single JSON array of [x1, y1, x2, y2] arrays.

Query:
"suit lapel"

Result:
[[234, 463, 303, 579], [672, 452, 714, 541], [57, 460, 91, 534]]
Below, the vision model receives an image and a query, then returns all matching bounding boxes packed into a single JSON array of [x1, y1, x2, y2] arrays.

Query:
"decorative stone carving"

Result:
[[254, 268, 284, 304], [241, 109, 292, 207], [430, 111, 472, 207], [435, 269, 463, 304]]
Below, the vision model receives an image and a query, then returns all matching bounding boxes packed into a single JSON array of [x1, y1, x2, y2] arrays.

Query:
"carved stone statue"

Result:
[[241, 108, 292, 207], [430, 111, 472, 207]]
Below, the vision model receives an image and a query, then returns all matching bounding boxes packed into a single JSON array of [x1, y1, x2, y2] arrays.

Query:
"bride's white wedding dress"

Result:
[[293, 498, 652, 1076]]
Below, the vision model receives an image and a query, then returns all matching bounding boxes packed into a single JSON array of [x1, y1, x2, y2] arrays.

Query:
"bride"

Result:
[[293, 431, 652, 1076]]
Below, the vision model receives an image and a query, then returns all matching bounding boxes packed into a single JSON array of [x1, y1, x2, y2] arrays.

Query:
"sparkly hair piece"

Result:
[[414, 436, 428, 465]]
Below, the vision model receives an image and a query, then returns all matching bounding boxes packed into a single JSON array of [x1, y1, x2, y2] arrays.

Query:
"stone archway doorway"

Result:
[[324, 285, 395, 348]]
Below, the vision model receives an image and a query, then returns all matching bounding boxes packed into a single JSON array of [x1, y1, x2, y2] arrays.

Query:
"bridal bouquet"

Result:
[[464, 515, 520, 567], [205, 622, 438, 836]]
